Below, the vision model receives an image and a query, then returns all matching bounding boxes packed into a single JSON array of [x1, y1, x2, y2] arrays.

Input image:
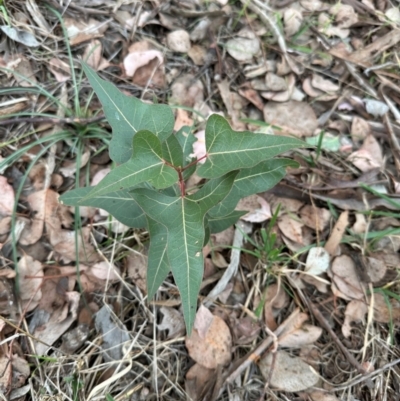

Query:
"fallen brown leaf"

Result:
[[124, 41, 165, 88], [124, 45, 163, 78], [373, 292, 400, 323], [64, 18, 108, 46], [300, 204, 331, 231], [329, 254, 364, 300], [49, 226, 101, 263], [278, 323, 322, 348], [263, 100, 318, 137], [217, 79, 246, 130], [82, 40, 109, 71], [330, 3, 358, 28], [238, 195, 272, 223], [284, 8, 303, 36], [351, 116, 370, 142], [90, 261, 120, 281], [278, 214, 304, 244], [94, 304, 130, 362], [174, 108, 193, 131], [167, 30, 191, 53], [259, 350, 319, 391], [264, 283, 289, 331], [33, 291, 81, 356], [238, 87, 264, 111], [185, 363, 216, 401], [226, 28, 260, 61], [188, 44, 209, 65], [48, 58, 71, 82], [305, 247, 330, 276], [324, 210, 348, 256], [348, 134, 383, 172], [170, 74, 204, 108], [186, 305, 232, 369], [18, 255, 43, 312], [127, 251, 148, 294], [157, 306, 185, 338], [230, 315, 261, 345], [342, 300, 368, 338]]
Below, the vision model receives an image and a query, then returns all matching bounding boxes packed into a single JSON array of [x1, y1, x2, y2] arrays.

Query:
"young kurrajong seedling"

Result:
[[59, 63, 307, 334]]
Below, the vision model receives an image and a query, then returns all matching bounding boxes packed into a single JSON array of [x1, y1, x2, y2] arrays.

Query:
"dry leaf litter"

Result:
[[0, 0, 400, 400]]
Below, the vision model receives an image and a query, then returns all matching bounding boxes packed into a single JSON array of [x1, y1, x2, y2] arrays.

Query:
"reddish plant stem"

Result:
[[181, 154, 208, 171], [178, 169, 185, 197], [163, 154, 208, 197]]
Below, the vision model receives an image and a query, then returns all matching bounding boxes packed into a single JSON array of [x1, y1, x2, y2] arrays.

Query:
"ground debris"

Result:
[[2, 0, 400, 398]]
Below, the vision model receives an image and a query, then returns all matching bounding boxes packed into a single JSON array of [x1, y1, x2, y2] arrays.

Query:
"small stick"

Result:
[[332, 357, 400, 391], [309, 302, 367, 374]]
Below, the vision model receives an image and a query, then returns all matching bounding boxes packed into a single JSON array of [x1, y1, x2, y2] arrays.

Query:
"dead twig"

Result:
[[331, 357, 400, 391], [308, 302, 367, 375]]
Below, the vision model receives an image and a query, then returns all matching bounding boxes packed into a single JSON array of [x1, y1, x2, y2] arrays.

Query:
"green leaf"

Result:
[[82, 62, 174, 164], [82, 130, 178, 200], [162, 134, 183, 168], [208, 158, 297, 218], [175, 126, 196, 163], [130, 172, 237, 334], [207, 210, 247, 233], [197, 114, 306, 178], [203, 219, 210, 246], [146, 218, 170, 300], [175, 126, 197, 179], [59, 187, 147, 228]]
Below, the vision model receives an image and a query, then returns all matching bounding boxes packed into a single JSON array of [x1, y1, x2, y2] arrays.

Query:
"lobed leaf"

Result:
[[59, 186, 147, 228], [175, 126, 196, 163], [175, 126, 197, 179], [131, 172, 237, 334], [82, 62, 174, 164], [207, 210, 247, 233], [209, 158, 298, 218], [197, 114, 306, 179], [81, 130, 178, 201], [162, 133, 184, 168], [146, 218, 170, 300]]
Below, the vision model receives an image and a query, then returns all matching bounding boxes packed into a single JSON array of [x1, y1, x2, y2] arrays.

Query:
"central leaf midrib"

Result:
[[181, 197, 191, 312], [85, 162, 163, 198], [235, 165, 284, 183], [210, 143, 292, 156], [86, 67, 138, 133]]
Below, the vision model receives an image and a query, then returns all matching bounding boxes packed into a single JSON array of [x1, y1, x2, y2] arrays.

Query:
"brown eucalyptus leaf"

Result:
[[18, 255, 43, 312], [263, 100, 318, 137], [278, 214, 304, 244], [342, 300, 368, 338], [158, 306, 185, 338], [259, 351, 319, 391], [226, 29, 260, 61], [167, 30, 191, 53], [329, 255, 364, 300], [278, 324, 322, 348], [186, 306, 232, 369]]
